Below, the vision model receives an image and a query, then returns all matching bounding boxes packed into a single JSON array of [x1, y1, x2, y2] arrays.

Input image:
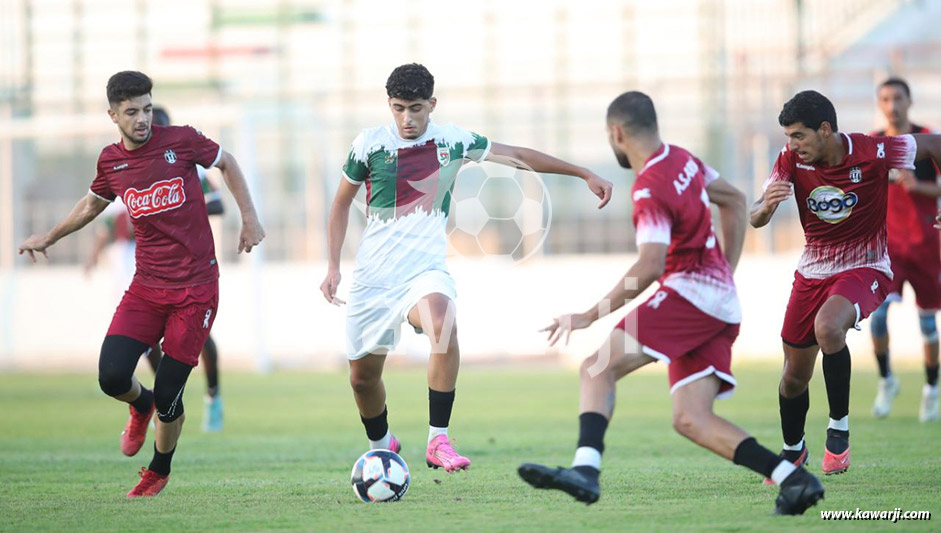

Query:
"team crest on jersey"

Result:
[[164, 149, 177, 164], [849, 166, 862, 183], [436, 144, 451, 166], [124, 177, 187, 218]]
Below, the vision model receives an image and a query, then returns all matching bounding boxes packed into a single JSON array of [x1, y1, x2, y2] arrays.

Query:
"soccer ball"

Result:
[[350, 449, 410, 503], [448, 159, 551, 262]]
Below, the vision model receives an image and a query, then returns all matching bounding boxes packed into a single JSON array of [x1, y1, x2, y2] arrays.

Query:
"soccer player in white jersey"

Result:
[[320, 63, 613, 472]]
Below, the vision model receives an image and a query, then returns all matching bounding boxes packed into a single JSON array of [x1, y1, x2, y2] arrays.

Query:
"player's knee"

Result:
[[428, 313, 457, 343], [98, 368, 132, 397], [870, 302, 889, 338], [813, 316, 845, 351], [349, 372, 380, 394], [672, 408, 702, 439], [780, 373, 809, 397], [919, 311, 938, 344]]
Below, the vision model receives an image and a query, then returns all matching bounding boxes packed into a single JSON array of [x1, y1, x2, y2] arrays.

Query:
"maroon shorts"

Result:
[[885, 255, 941, 311], [781, 268, 891, 348], [107, 280, 219, 366], [615, 287, 739, 399]]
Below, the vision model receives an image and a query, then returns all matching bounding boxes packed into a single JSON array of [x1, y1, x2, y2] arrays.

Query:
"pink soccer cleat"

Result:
[[389, 434, 401, 454], [426, 434, 470, 472]]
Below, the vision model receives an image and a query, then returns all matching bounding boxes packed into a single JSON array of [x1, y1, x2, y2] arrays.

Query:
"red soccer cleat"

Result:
[[126, 467, 169, 498], [121, 397, 155, 457]]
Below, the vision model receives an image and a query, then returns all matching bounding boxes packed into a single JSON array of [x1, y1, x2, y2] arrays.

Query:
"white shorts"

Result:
[[346, 269, 457, 360]]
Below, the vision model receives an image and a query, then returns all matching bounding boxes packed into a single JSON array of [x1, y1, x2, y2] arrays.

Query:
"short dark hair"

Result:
[[152, 106, 170, 126], [386, 63, 434, 101], [879, 77, 911, 99], [606, 91, 658, 135], [778, 90, 838, 131], [106, 71, 152, 106]]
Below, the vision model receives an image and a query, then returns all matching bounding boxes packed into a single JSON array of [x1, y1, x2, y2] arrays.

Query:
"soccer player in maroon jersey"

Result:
[[321, 64, 613, 473], [751, 90, 934, 477], [18, 71, 264, 497], [518, 91, 824, 515], [868, 78, 941, 422]]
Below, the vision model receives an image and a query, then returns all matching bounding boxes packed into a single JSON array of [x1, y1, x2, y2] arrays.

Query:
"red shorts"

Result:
[[107, 280, 219, 366], [885, 254, 941, 311], [781, 268, 891, 348], [615, 287, 739, 399]]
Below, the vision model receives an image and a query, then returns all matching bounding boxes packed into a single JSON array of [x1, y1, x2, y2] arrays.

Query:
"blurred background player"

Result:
[[152, 106, 226, 432], [868, 78, 941, 422], [751, 90, 916, 477], [320, 63, 613, 472], [518, 91, 823, 515], [18, 71, 264, 497]]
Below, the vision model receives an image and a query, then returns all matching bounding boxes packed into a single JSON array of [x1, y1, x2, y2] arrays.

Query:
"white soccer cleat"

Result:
[[919, 385, 939, 423], [872, 375, 900, 419]]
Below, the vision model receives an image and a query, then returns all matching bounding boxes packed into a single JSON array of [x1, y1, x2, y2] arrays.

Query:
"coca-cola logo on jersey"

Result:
[[124, 177, 187, 218]]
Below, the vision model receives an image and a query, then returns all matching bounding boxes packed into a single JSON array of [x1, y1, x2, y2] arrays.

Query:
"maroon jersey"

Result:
[[766, 132, 916, 279], [90, 124, 222, 289], [871, 125, 940, 259], [632, 144, 740, 324]]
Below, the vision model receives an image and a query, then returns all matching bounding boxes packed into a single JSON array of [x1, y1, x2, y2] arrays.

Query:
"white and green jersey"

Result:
[[343, 121, 490, 288]]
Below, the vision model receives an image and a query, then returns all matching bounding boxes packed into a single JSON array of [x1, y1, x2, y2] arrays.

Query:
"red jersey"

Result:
[[871, 125, 940, 259], [90, 124, 222, 289], [766, 132, 916, 279], [632, 144, 740, 324]]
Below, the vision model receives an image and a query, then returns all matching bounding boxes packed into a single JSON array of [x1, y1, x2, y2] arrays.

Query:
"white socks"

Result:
[[771, 460, 798, 485], [828, 416, 849, 432], [572, 446, 602, 470], [369, 430, 391, 450], [429, 426, 448, 443], [782, 438, 805, 452]]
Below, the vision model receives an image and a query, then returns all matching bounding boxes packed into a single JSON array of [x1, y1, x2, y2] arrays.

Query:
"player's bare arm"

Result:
[[706, 177, 747, 272], [487, 142, 613, 209], [215, 150, 265, 253], [542, 242, 667, 346], [749, 181, 793, 228], [320, 178, 360, 305], [18, 192, 110, 262]]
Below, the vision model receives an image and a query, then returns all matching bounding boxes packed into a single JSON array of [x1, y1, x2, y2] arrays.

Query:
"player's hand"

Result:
[[238, 216, 265, 254], [541, 312, 593, 347], [17, 234, 51, 263], [893, 169, 918, 190], [759, 181, 793, 211], [585, 173, 614, 209], [320, 270, 345, 306]]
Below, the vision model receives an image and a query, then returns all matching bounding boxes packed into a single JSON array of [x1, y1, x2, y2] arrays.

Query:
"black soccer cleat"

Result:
[[518, 463, 600, 505], [774, 467, 825, 515]]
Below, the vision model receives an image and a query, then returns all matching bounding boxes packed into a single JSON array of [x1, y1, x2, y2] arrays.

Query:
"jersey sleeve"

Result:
[[694, 156, 720, 186], [763, 146, 795, 190], [632, 188, 673, 246], [464, 131, 491, 163], [89, 151, 116, 202], [185, 126, 222, 168], [342, 132, 370, 185], [883, 134, 917, 170]]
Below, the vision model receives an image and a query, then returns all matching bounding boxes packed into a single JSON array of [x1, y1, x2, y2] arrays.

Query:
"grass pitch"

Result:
[[1, 363, 939, 531]]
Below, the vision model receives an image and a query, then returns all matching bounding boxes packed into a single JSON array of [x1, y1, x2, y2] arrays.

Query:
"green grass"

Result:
[[1, 364, 939, 531]]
